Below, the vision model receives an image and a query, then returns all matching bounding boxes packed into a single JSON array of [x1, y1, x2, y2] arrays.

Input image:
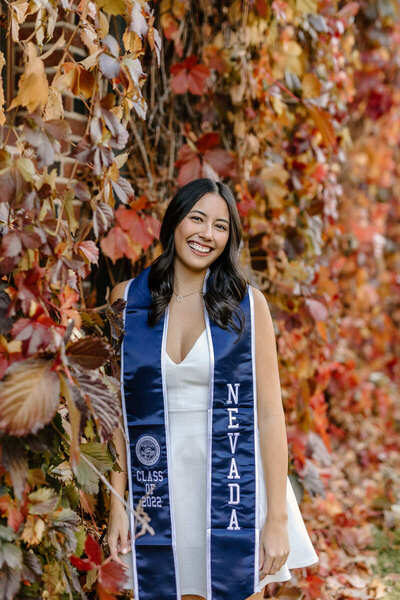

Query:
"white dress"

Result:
[[122, 328, 319, 596]]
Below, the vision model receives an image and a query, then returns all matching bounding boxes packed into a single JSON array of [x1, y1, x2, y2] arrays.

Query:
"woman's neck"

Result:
[[173, 259, 208, 294]]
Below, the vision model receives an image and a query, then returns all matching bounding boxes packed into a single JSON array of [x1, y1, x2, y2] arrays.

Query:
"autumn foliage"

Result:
[[0, 1, 399, 599]]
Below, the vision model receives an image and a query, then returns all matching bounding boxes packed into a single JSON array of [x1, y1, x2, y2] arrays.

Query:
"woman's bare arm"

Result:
[[108, 280, 131, 559], [252, 286, 288, 523]]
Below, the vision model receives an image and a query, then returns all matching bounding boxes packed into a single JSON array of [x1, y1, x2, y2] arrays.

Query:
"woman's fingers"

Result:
[[108, 531, 120, 562], [108, 526, 128, 565], [119, 525, 130, 554], [258, 539, 265, 570], [260, 551, 289, 577]]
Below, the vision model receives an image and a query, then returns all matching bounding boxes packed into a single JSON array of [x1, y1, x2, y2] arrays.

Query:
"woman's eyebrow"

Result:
[[190, 209, 229, 224]]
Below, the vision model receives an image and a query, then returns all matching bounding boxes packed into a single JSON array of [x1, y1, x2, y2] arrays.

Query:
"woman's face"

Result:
[[174, 192, 230, 271]]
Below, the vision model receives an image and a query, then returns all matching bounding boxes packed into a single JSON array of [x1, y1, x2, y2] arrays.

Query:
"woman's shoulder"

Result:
[[110, 278, 134, 304], [249, 285, 272, 320]]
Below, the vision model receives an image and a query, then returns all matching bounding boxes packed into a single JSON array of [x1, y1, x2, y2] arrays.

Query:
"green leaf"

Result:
[[80, 442, 114, 473], [0, 524, 17, 542], [75, 457, 100, 495], [74, 527, 87, 557]]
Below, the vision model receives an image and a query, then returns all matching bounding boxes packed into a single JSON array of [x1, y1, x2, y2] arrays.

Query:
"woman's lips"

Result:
[[187, 241, 213, 256]]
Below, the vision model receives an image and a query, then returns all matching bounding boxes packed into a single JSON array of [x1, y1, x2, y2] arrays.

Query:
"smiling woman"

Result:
[[108, 178, 318, 600]]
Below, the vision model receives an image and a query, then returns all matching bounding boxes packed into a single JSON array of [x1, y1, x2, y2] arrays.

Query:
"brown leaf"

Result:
[[70, 367, 121, 442], [0, 51, 5, 126], [1, 438, 28, 500], [0, 358, 60, 436], [66, 336, 112, 370]]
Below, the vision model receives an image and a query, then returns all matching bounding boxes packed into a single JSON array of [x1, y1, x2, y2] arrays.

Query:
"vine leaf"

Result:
[[0, 358, 60, 436]]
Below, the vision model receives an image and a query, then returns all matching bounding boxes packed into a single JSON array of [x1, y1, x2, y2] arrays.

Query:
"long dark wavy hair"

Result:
[[148, 178, 249, 337]]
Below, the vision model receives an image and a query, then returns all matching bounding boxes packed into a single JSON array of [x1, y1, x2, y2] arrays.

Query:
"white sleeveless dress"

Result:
[[122, 328, 319, 596]]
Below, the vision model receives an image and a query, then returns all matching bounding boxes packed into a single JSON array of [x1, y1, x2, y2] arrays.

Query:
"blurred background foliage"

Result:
[[0, 0, 398, 598]]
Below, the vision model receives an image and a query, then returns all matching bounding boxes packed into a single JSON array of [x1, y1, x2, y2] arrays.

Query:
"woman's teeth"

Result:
[[188, 241, 212, 254]]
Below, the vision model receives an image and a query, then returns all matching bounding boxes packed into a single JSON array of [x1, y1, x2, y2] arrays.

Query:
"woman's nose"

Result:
[[199, 222, 213, 239]]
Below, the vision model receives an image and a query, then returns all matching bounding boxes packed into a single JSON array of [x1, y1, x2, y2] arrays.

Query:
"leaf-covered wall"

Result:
[[0, 1, 398, 598]]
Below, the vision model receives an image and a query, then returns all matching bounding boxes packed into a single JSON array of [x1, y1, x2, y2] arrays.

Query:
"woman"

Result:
[[108, 178, 318, 600]]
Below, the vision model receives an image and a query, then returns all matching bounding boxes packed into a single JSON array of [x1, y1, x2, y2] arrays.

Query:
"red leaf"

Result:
[[170, 56, 210, 96], [70, 555, 93, 571], [130, 195, 149, 210], [100, 226, 134, 264], [98, 557, 129, 593], [2, 232, 22, 258], [170, 66, 188, 94], [187, 63, 210, 95], [196, 133, 220, 153], [11, 318, 53, 355], [143, 214, 161, 239], [85, 534, 102, 566], [303, 574, 325, 599], [203, 148, 236, 177], [177, 155, 201, 187], [96, 583, 117, 600], [175, 144, 198, 167], [0, 494, 24, 532], [115, 207, 155, 250]]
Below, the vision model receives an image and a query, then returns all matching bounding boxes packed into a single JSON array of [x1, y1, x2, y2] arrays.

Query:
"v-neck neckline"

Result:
[[166, 329, 206, 366]]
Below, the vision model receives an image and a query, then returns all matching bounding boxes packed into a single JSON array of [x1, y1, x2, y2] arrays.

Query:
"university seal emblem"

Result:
[[135, 434, 161, 467]]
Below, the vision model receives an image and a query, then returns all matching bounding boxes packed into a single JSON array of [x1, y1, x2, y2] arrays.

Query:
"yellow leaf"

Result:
[[302, 73, 321, 98], [43, 87, 64, 121], [95, 0, 126, 15], [64, 190, 79, 234], [16, 157, 36, 182], [10, 0, 28, 42], [98, 10, 110, 38], [261, 165, 289, 209], [295, 0, 318, 14], [8, 42, 48, 114], [123, 30, 144, 56], [21, 514, 45, 546]]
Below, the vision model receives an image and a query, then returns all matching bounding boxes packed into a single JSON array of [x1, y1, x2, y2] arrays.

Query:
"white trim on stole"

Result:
[[120, 277, 140, 599], [202, 269, 214, 600], [248, 285, 260, 592], [162, 304, 182, 599]]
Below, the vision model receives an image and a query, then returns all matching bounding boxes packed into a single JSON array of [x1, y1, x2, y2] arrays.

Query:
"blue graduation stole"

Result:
[[121, 265, 261, 600]]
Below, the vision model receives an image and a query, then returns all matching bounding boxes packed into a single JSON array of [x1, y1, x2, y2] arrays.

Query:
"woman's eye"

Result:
[[191, 216, 201, 222]]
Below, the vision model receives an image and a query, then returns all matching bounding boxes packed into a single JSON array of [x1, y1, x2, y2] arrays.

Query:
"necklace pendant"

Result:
[[176, 294, 184, 303]]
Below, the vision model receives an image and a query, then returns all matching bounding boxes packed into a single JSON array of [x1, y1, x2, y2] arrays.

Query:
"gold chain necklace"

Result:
[[173, 288, 204, 303]]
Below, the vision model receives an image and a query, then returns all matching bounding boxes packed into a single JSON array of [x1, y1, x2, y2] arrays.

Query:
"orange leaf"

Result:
[[306, 103, 337, 150], [8, 42, 48, 114]]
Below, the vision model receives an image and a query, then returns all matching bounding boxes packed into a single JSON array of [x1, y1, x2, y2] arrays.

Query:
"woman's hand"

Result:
[[107, 501, 131, 565], [259, 516, 290, 579]]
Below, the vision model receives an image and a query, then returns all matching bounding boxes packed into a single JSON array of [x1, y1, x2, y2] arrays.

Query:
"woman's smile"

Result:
[[187, 240, 213, 256]]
